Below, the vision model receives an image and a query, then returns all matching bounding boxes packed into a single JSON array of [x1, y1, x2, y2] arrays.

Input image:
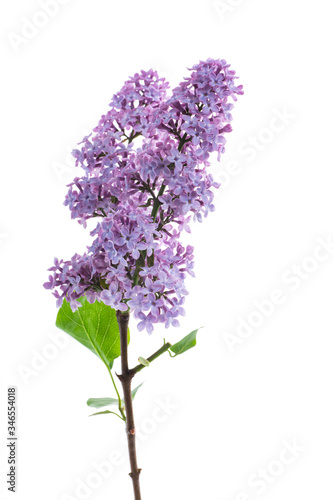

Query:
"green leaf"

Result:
[[89, 410, 123, 420], [56, 297, 129, 369], [87, 397, 119, 409], [87, 383, 143, 410], [138, 357, 150, 367], [170, 328, 200, 356], [131, 382, 144, 400]]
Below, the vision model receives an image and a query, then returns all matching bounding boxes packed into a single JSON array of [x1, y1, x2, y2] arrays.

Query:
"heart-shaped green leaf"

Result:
[[170, 328, 200, 356], [56, 297, 129, 369]]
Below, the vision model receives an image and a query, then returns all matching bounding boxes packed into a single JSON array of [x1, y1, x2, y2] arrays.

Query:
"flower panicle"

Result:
[[44, 59, 242, 333]]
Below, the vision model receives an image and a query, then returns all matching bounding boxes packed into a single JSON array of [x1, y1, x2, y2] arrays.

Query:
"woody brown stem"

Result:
[[116, 311, 142, 500]]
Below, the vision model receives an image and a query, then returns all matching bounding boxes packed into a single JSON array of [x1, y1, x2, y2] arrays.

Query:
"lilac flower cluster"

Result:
[[44, 59, 243, 333]]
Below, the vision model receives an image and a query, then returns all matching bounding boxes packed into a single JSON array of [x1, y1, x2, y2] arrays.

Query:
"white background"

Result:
[[1, 1, 333, 499]]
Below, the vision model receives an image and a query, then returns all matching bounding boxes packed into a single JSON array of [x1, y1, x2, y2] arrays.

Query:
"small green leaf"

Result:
[[138, 357, 150, 367], [90, 410, 115, 416], [131, 383, 144, 400], [89, 410, 123, 420], [170, 328, 200, 356], [87, 383, 143, 410], [87, 397, 119, 409], [56, 297, 129, 369]]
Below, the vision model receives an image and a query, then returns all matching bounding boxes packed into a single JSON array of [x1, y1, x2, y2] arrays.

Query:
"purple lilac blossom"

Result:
[[44, 59, 243, 333]]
